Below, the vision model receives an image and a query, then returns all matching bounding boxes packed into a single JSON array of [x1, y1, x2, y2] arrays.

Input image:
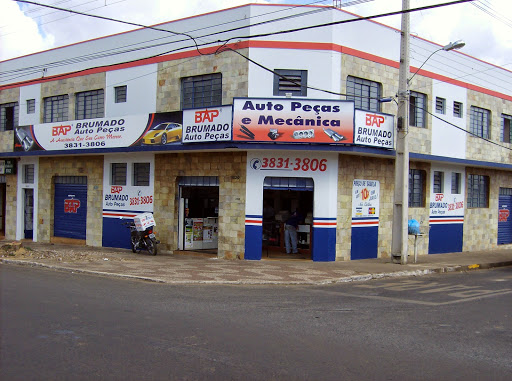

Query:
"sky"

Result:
[[0, 0, 511, 69]]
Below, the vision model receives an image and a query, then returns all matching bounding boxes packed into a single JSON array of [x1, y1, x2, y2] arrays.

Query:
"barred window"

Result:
[[467, 174, 489, 208], [23, 164, 34, 184], [409, 169, 426, 207], [435, 97, 446, 114], [181, 73, 222, 109], [0, 102, 18, 131], [273, 69, 308, 97], [43, 95, 69, 123], [346, 76, 381, 112], [453, 101, 463, 118], [111, 163, 127, 186], [409, 91, 427, 128], [115, 86, 127, 103], [470, 106, 490, 139], [433, 171, 444, 194], [133, 162, 150, 186], [451, 172, 461, 194], [26, 99, 35, 114], [76, 89, 104, 119], [501, 114, 512, 143]]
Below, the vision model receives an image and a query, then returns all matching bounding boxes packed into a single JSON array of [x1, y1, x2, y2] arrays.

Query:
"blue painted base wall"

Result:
[[103, 218, 131, 250], [245, 225, 262, 260], [428, 224, 463, 254], [312, 228, 336, 262], [351, 227, 378, 260]]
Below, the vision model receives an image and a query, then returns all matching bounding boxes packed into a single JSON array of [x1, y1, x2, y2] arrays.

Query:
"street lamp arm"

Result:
[[408, 48, 442, 85]]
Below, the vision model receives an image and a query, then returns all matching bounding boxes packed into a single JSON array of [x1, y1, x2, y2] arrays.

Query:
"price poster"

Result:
[[352, 179, 380, 218]]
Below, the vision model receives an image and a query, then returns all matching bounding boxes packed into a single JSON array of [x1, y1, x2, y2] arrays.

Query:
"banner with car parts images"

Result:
[[14, 111, 182, 152], [232, 98, 355, 144]]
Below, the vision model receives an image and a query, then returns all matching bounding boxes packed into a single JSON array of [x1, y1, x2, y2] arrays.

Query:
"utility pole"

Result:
[[391, 0, 410, 264]]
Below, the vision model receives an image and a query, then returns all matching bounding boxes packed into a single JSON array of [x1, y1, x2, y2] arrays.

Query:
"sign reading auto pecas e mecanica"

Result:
[[13, 113, 182, 152], [232, 98, 355, 144]]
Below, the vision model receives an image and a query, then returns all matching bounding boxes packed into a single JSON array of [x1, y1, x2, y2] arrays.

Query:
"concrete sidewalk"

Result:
[[2, 241, 512, 285]]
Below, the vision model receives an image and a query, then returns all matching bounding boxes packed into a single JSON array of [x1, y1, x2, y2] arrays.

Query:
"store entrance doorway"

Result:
[[262, 177, 314, 259], [178, 177, 219, 253]]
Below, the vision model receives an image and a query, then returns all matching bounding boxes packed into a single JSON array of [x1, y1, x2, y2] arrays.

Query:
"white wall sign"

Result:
[[354, 110, 394, 149], [352, 179, 380, 218], [182, 106, 232, 142]]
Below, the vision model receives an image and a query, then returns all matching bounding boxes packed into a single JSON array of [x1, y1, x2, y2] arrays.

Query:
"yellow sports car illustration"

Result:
[[142, 122, 182, 145]]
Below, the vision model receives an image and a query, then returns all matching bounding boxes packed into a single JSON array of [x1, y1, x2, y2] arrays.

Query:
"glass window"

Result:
[[23, 164, 34, 184], [409, 91, 427, 128], [76, 89, 104, 119], [409, 169, 426, 207], [26, 99, 35, 114], [451, 172, 461, 194], [453, 101, 463, 118], [181, 73, 222, 109], [346, 76, 381, 112], [43, 95, 69, 123], [133, 162, 150, 186], [273, 69, 308, 97], [433, 171, 444, 193], [435, 97, 445, 114], [467, 174, 489, 208], [111, 163, 127, 186], [501, 114, 512, 143], [115, 86, 127, 103], [0, 102, 18, 131], [470, 106, 490, 139]]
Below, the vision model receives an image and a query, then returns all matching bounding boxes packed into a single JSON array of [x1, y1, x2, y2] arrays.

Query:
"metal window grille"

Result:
[[263, 177, 314, 191], [499, 187, 512, 196], [26, 99, 35, 114], [133, 162, 150, 186], [346, 76, 381, 112], [451, 172, 461, 194], [453, 101, 463, 118], [0, 102, 19, 131], [467, 174, 489, 208], [23, 164, 34, 184], [181, 73, 222, 109], [409, 91, 427, 128], [470, 106, 490, 139], [273, 69, 308, 97], [114, 86, 127, 103], [501, 114, 512, 143], [54, 176, 87, 184], [76, 89, 104, 119], [435, 97, 446, 114], [178, 176, 219, 187], [43, 95, 69, 123], [409, 169, 426, 207], [433, 171, 444, 193], [111, 163, 127, 185]]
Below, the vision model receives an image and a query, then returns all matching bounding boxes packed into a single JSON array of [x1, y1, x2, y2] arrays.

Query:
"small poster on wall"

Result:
[[352, 179, 380, 218]]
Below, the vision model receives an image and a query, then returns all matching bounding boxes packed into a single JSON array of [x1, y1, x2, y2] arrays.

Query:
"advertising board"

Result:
[[182, 106, 232, 142], [354, 110, 394, 149]]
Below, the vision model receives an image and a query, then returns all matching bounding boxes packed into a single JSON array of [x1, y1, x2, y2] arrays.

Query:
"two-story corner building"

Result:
[[1, 3, 512, 262]]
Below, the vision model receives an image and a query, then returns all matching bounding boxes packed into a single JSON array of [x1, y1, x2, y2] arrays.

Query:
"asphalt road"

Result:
[[1, 264, 511, 380]]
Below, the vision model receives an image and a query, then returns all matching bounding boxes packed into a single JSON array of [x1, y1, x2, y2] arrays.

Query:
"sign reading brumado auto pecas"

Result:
[[182, 105, 232, 142], [354, 109, 394, 149], [13, 111, 183, 152]]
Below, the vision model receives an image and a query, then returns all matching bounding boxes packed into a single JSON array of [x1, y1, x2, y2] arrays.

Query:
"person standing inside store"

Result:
[[285, 209, 302, 254]]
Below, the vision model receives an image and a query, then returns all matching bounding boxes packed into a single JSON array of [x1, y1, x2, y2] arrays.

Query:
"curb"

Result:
[[2, 258, 511, 285]]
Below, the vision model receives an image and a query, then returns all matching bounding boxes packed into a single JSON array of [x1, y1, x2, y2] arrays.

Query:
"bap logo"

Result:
[[499, 209, 510, 222], [52, 125, 72, 136], [111, 186, 123, 194], [64, 198, 80, 213], [435, 193, 444, 201], [365, 113, 385, 127], [195, 109, 220, 123]]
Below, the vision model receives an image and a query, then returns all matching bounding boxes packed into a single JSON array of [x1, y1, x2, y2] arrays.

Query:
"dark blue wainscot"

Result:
[[350, 217, 379, 260], [428, 216, 464, 254]]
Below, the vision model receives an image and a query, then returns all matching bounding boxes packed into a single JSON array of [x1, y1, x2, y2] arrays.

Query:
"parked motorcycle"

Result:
[[122, 215, 159, 255]]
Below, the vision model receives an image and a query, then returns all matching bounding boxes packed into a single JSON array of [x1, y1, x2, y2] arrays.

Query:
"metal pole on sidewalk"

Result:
[[391, 0, 410, 265]]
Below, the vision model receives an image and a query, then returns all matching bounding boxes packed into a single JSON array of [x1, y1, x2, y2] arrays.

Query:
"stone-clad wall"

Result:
[[341, 54, 433, 155], [4, 173, 17, 239], [156, 49, 249, 112], [38, 156, 104, 246], [466, 90, 512, 163], [40, 73, 106, 121], [0, 87, 19, 152], [154, 152, 246, 259]]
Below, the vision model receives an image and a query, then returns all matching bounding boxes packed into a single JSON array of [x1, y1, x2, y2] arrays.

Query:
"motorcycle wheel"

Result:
[[130, 236, 138, 253], [145, 237, 158, 256]]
